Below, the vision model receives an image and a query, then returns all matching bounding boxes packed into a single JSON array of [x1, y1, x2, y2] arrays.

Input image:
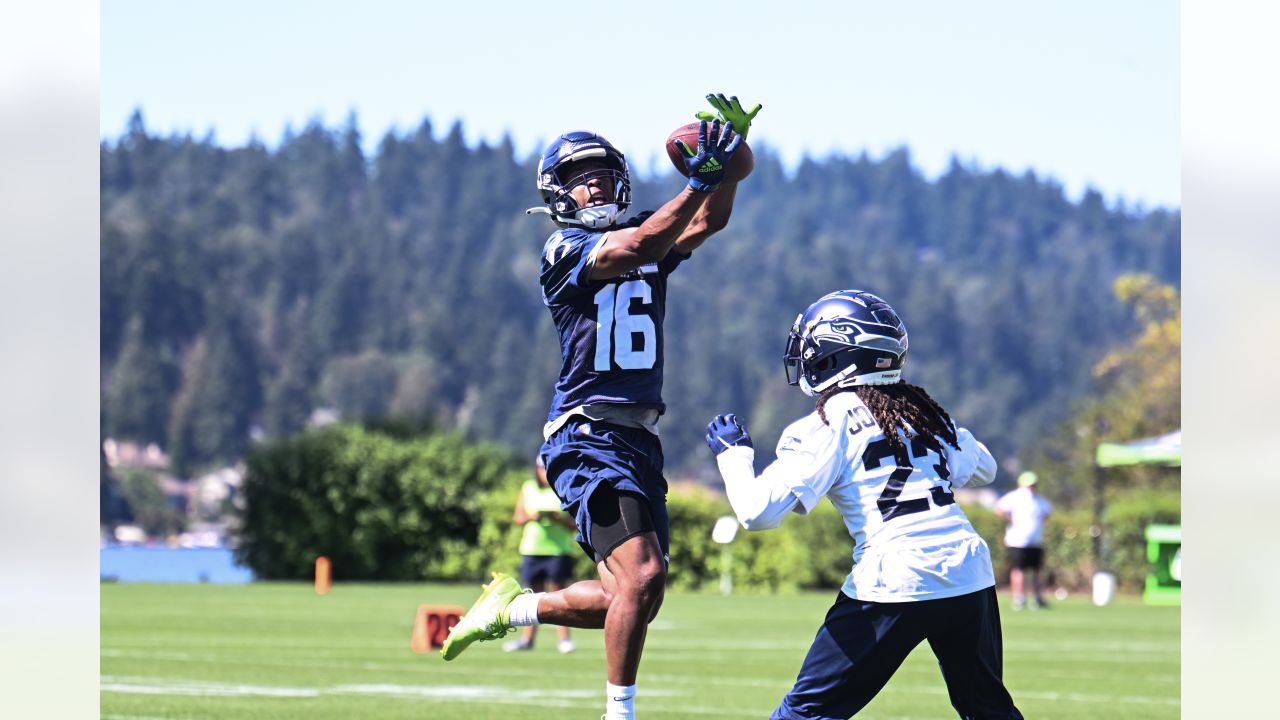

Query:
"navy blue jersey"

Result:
[[540, 225, 689, 423]]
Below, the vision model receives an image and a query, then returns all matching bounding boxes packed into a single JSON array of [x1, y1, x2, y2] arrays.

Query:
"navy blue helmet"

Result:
[[784, 290, 908, 396], [529, 131, 632, 229]]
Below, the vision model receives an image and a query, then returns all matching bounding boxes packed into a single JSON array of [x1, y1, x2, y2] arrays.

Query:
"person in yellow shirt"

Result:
[[505, 455, 578, 653]]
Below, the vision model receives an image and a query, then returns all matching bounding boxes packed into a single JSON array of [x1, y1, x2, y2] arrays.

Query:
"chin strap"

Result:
[[526, 204, 621, 230], [575, 204, 620, 229], [841, 370, 902, 387], [803, 368, 902, 396]]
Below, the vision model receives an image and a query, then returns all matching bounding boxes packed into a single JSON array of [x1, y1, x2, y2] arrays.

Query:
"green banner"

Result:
[[1095, 430, 1181, 467]]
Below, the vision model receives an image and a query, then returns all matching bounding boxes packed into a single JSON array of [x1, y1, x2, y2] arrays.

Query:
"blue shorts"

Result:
[[1008, 546, 1044, 570], [519, 555, 575, 586], [539, 418, 669, 564], [772, 587, 1022, 720]]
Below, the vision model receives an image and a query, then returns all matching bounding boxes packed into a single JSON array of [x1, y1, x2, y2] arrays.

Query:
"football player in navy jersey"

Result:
[[442, 93, 760, 720], [706, 290, 1023, 719]]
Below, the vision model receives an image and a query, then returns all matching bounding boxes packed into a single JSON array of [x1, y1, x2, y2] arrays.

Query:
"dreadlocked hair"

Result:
[[816, 383, 960, 456]]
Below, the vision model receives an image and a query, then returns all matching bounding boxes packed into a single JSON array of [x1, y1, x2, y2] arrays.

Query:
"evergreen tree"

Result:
[[103, 316, 176, 443], [166, 300, 262, 474], [100, 115, 1180, 478]]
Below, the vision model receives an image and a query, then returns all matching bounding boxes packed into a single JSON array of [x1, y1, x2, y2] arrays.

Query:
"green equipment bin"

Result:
[[1144, 524, 1181, 605]]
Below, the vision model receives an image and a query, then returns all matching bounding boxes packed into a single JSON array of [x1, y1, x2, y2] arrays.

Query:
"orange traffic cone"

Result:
[[315, 556, 331, 595]]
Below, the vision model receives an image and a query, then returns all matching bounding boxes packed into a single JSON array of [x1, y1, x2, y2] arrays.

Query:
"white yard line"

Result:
[[102, 715, 207, 720], [100, 672, 1179, 709]]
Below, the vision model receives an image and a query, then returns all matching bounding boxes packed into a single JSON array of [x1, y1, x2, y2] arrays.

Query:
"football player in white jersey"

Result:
[[706, 289, 1023, 719]]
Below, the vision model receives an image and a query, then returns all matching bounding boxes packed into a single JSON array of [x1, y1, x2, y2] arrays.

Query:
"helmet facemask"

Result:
[[532, 134, 632, 229], [783, 315, 806, 388], [545, 167, 629, 229]]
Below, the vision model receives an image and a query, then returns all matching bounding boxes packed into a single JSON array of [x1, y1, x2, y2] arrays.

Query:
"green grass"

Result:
[[102, 582, 1178, 719]]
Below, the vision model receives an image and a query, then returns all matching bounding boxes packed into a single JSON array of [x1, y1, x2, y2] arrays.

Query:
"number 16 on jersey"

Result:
[[594, 280, 656, 371]]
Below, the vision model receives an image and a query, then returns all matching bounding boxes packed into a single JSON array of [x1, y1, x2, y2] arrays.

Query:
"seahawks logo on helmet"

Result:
[[526, 131, 632, 230], [783, 290, 908, 397]]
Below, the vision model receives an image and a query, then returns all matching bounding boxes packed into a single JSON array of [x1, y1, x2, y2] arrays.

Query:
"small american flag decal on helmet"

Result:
[[876, 358, 892, 368]]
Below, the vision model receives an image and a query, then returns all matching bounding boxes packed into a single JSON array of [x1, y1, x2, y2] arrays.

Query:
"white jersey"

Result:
[[995, 487, 1052, 548], [716, 391, 998, 602]]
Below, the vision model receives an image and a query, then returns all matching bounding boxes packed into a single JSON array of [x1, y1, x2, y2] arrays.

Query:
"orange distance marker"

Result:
[[411, 604, 465, 653]]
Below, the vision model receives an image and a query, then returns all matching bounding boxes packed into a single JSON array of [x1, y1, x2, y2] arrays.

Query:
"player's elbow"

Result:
[[964, 472, 996, 489], [627, 234, 672, 265], [694, 212, 729, 236], [636, 246, 669, 265], [739, 514, 781, 532]]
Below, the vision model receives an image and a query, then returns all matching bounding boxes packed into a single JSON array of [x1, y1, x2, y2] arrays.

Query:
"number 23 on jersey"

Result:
[[846, 406, 956, 522]]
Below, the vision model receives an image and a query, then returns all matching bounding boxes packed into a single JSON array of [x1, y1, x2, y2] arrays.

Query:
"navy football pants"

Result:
[[772, 586, 1022, 720], [540, 418, 670, 563]]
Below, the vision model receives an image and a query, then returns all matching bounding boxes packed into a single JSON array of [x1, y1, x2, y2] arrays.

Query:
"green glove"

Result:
[[695, 93, 763, 139], [672, 120, 742, 192]]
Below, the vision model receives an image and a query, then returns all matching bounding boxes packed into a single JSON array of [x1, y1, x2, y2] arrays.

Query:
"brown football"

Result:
[[665, 121, 754, 182]]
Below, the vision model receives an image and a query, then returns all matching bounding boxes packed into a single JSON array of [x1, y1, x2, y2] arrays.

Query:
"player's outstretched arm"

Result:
[[674, 180, 737, 254], [676, 93, 761, 253], [589, 186, 705, 280], [591, 120, 740, 279], [706, 414, 800, 531]]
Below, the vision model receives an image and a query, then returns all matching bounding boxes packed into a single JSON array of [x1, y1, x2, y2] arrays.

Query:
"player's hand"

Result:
[[705, 413, 753, 456], [695, 93, 762, 140], [673, 120, 743, 192]]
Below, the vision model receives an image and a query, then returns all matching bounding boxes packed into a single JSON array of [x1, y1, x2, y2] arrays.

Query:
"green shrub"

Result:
[[237, 424, 523, 580], [470, 475, 525, 581], [783, 501, 854, 589], [963, 504, 1007, 577], [665, 484, 730, 591], [1102, 489, 1180, 591], [730, 523, 813, 593], [1041, 507, 1096, 589], [966, 493, 1178, 592], [240, 425, 1182, 594]]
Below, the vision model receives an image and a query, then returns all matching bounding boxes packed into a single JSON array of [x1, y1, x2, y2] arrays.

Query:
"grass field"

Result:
[[102, 582, 1178, 719]]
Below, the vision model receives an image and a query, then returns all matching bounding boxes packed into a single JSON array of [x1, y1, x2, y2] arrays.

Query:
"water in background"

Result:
[[100, 546, 254, 583]]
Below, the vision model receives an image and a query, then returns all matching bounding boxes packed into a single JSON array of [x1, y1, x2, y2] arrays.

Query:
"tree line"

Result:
[[100, 109, 1180, 481]]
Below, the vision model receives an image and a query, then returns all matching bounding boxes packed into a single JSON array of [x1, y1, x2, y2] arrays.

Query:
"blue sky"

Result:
[[101, 1, 1179, 209]]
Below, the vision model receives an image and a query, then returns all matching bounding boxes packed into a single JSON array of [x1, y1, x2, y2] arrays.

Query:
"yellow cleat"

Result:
[[439, 572, 527, 661]]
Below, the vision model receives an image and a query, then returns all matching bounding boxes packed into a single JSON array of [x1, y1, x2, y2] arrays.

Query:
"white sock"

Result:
[[506, 592, 543, 626], [605, 682, 636, 720]]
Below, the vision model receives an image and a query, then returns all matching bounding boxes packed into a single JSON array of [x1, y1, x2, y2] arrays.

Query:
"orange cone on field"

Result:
[[315, 556, 331, 595]]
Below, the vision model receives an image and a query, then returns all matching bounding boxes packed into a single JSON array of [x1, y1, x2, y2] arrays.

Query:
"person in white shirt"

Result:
[[706, 289, 1022, 720], [994, 471, 1053, 610]]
